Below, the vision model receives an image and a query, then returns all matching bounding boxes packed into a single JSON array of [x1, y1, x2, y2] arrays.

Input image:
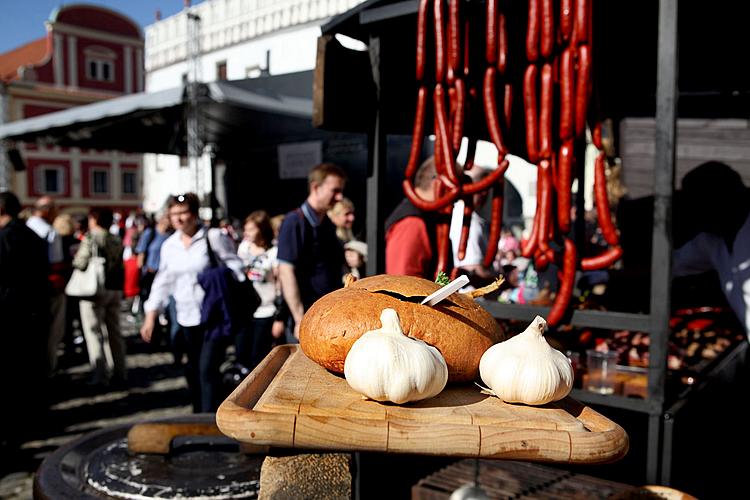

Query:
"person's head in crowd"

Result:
[[270, 214, 285, 241], [413, 156, 438, 201], [53, 213, 75, 237], [502, 264, 520, 287], [244, 210, 274, 250], [33, 195, 58, 223], [166, 193, 201, 236], [88, 206, 114, 231], [155, 210, 172, 232], [307, 163, 347, 214], [344, 239, 367, 270], [0, 191, 22, 227], [73, 214, 88, 236], [681, 161, 748, 241], [329, 197, 356, 242]]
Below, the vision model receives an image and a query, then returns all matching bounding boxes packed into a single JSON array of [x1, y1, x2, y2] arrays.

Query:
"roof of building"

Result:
[[0, 37, 48, 83]]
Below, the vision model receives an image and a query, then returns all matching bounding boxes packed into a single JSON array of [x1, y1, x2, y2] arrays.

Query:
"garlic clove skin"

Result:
[[344, 308, 449, 404], [479, 315, 574, 406]]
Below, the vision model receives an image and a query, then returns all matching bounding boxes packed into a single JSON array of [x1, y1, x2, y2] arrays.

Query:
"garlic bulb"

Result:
[[479, 315, 573, 405], [344, 308, 448, 404]]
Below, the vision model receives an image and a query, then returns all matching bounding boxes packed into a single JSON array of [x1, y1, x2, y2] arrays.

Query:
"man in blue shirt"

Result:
[[277, 163, 347, 341]]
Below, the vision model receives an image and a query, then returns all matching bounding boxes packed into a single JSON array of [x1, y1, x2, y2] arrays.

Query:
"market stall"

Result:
[[309, 0, 750, 494]]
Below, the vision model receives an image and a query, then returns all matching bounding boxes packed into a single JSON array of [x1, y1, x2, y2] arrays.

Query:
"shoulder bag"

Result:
[[65, 238, 106, 298], [203, 230, 261, 328]]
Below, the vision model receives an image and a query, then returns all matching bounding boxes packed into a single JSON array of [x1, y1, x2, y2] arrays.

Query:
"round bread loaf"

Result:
[[299, 274, 504, 382]]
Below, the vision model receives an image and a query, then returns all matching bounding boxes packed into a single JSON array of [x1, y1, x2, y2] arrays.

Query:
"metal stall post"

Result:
[[366, 35, 386, 277], [647, 0, 678, 484]]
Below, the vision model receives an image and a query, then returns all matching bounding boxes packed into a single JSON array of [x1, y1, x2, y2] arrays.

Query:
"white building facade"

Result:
[[141, 0, 366, 214]]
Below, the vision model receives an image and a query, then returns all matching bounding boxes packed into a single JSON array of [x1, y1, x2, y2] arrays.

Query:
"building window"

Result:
[[87, 59, 114, 81], [122, 171, 137, 195], [36, 166, 65, 195], [91, 169, 110, 194], [84, 46, 116, 82], [216, 61, 227, 81]]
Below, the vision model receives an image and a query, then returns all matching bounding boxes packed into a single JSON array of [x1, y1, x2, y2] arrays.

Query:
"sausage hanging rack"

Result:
[[403, 0, 621, 325]]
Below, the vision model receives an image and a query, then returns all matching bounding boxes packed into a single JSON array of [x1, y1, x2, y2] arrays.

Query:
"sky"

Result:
[[0, 0, 204, 55]]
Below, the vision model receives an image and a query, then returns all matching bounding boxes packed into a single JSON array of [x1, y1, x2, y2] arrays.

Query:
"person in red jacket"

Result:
[[385, 156, 445, 279]]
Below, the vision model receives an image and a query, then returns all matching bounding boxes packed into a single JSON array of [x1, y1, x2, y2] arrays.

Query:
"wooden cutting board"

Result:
[[216, 345, 628, 464]]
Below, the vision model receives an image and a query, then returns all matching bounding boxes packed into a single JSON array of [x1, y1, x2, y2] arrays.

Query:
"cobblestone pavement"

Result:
[[0, 301, 192, 500]]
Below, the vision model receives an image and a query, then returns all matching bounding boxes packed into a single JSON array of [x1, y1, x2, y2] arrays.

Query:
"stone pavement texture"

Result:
[[0, 301, 192, 500]]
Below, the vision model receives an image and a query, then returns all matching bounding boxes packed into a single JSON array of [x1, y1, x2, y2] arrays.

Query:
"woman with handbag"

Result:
[[235, 210, 286, 372], [140, 193, 245, 413], [71, 207, 126, 387]]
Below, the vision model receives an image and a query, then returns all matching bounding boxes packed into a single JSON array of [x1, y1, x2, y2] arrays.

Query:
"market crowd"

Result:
[[1, 156, 648, 449]]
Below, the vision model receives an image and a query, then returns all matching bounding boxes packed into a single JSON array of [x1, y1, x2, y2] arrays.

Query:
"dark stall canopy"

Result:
[[315, 0, 750, 138], [0, 72, 315, 159]]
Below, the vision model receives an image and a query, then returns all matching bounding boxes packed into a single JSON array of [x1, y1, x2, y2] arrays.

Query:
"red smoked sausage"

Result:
[[524, 64, 539, 163], [526, 0, 540, 62], [594, 151, 619, 246], [547, 238, 577, 327], [540, 0, 554, 59], [581, 246, 623, 271]]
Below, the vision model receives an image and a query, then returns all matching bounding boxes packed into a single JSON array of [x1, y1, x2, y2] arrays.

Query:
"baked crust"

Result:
[[299, 274, 504, 382]]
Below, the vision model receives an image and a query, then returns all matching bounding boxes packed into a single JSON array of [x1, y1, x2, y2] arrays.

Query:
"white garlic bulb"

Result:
[[479, 315, 573, 405], [344, 308, 448, 404]]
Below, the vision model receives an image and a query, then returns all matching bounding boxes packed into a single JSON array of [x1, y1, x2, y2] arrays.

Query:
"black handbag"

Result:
[[204, 231, 261, 328]]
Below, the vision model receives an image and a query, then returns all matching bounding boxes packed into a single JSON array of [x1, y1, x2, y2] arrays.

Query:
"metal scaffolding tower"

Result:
[[186, 8, 204, 198]]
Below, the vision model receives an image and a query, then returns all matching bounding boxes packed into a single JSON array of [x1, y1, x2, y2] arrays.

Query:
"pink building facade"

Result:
[[0, 4, 144, 215]]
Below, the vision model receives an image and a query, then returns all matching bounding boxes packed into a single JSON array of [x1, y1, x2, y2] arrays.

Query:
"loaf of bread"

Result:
[[299, 274, 504, 382]]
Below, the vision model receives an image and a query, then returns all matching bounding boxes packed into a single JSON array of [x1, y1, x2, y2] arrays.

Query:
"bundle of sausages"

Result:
[[402, 0, 621, 326]]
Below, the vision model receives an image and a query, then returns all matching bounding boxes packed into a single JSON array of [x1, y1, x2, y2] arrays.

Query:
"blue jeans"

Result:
[[181, 324, 229, 413]]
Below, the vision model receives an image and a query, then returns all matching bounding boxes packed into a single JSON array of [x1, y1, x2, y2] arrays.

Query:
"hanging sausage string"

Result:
[[401, 0, 621, 326]]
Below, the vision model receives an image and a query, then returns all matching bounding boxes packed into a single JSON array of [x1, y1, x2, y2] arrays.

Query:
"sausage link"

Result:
[[434, 84, 460, 186], [416, 0, 429, 81], [581, 246, 623, 271], [463, 17, 471, 77], [559, 46, 574, 141], [526, 0, 540, 62], [537, 159, 552, 254], [594, 151, 620, 246], [497, 10, 508, 74], [503, 82, 513, 130], [547, 238, 576, 327], [404, 86, 428, 179], [483, 67, 508, 155], [402, 179, 459, 212], [434, 0, 446, 82], [540, 0, 554, 59], [556, 139, 573, 232], [448, 0, 461, 80], [463, 158, 509, 195], [573, 0, 589, 45], [435, 219, 450, 278], [521, 207, 540, 258], [539, 63, 553, 160], [560, 0, 573, 42], [523, 64, 539, 163], [457, 198, 474, 261], [483, 177, 505, 268], [534, 246, 553, 271], [521, 167, 543, 258], [575, 43, 591, 138], [486, 0, 498, 64], [451, 78, 466, 151], [591, 120, 603, 149]]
